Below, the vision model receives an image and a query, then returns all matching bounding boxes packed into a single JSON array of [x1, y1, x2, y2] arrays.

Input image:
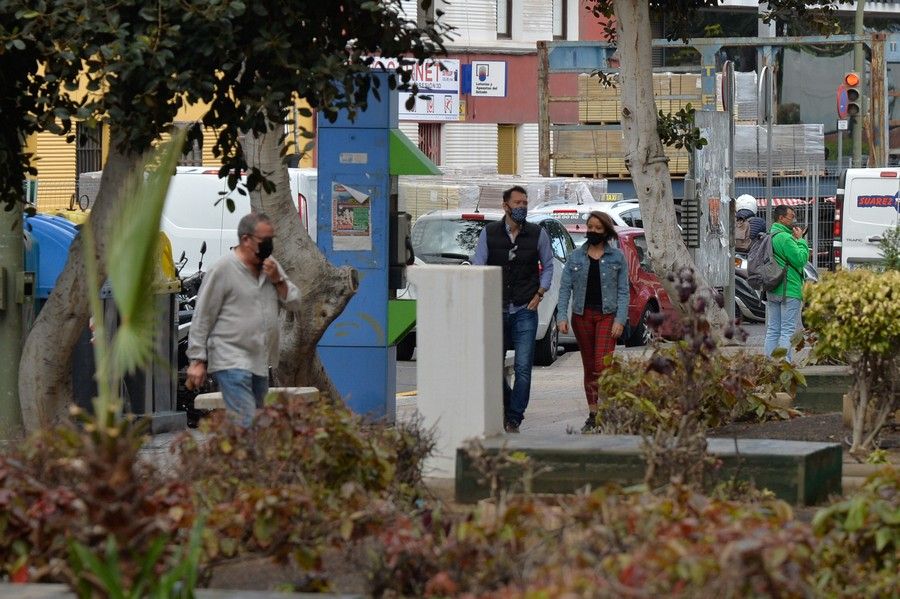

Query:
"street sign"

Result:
[[837, 119, 849, 131], [837, 84, 849, 119], [721, 61, 734, 114]]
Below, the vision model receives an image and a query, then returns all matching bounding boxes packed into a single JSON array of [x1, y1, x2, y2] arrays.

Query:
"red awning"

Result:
[[757, 196, 836, 206]]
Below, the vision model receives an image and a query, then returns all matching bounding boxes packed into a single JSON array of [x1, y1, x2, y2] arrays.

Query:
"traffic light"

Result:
[[843, 72, 861, 117]]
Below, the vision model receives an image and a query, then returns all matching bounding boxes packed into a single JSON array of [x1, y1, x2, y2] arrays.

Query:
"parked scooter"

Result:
[[733, 251, 819, 323], [175, 242, 212, 427]]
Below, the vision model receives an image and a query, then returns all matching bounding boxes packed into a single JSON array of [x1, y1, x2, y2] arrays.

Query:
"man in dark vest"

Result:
[[472, 185, 554, 433]]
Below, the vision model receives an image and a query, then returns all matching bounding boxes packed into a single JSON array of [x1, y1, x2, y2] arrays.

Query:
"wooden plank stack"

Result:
[[553, 129, 690, 178], [558, 73, 699, 177]]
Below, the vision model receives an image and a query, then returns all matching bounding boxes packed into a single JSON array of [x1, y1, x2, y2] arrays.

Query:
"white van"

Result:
[[80, 166, 318, 274], [834, 168, 900, 269]]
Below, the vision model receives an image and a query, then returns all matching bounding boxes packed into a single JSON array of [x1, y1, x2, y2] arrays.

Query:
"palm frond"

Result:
[[105, 130, 186, 379]]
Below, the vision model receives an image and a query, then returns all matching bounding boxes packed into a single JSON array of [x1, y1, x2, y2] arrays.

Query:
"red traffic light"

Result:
[[844, 72, 860, 87]]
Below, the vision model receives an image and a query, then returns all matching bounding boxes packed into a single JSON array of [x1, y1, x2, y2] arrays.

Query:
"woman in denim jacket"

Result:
[[557, 211, 630, 432]]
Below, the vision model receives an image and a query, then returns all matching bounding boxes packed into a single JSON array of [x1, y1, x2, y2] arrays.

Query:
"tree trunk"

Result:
[[613, 0, 728, 328], [18, 144, 143, 431], [240, 122, 358, 401]]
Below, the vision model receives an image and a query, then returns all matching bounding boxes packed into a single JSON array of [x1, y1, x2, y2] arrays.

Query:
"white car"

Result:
[[530, 199, 643, 246], [402, 209, 576, 365]]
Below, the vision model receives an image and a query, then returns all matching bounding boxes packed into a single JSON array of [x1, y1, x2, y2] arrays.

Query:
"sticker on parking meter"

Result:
[[332, 183, 373, 251]]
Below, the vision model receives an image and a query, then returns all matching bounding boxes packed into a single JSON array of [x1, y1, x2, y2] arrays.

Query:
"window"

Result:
[[497, 0, 511, 38], [632, 235, 652, 272], [175, 122, 203, 166], [418, 0, 436, 28], [552, 0, 567, 40], [418, 123, 441, 165], [623, 208, 643, 228], [543, 221, 567, 261], [75, 122, 103, 175]]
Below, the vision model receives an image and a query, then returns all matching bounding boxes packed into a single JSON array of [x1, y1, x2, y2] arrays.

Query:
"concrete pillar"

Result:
[[409, 265, 503, 478]]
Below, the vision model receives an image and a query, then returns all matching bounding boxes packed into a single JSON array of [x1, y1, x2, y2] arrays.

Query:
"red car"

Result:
[[566, 225, 678, 346]]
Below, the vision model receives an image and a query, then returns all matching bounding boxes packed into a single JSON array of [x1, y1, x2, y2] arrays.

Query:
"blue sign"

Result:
[[837, 85, 849, 119]]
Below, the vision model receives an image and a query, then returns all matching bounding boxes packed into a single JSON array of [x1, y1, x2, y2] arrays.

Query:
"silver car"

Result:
[[401, 209, 576, 365]]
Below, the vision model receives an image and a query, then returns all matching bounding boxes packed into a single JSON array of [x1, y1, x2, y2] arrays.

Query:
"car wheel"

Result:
[[396, 332, 416, 361], [626, 303, 656, 347], [534, 312, 559, 366]]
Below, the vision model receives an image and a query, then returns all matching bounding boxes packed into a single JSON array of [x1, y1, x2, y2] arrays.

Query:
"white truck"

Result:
[[834, 168, 900, 269], [79, 166, 319, 273]]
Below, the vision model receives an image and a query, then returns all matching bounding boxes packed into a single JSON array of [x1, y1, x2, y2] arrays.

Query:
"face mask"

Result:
[[509, 206, 528, 223], [256, 237, 274, 262], [586, 232, 606, 245]]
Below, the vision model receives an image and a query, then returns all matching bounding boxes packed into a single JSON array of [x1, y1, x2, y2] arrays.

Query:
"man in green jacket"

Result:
[[764, 205, 809, 360]]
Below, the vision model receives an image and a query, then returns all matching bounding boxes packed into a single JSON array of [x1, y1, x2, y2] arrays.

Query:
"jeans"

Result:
[[764, 296, 802, 361], [502, 308, 539, 426], [212, 368, 269, 427]]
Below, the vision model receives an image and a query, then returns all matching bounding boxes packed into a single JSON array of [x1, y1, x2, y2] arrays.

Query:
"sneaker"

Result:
[[504, 421, 520, 434], [581, 413, 597, 433]]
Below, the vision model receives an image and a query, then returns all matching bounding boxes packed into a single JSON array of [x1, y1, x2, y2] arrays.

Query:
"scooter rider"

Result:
[[735, 194, 767, 253]]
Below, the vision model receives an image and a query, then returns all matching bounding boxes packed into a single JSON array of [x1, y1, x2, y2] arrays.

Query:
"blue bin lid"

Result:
[[23, 214, 79, 299]]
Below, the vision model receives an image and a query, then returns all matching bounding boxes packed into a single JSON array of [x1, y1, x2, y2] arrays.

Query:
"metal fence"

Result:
[[737, 172, 834, 271], [32, 178, 97, 213]]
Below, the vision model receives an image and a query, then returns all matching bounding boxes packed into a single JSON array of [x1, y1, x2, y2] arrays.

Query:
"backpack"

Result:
[[747, 231, 788, 292], [734, 217, 751, 252]]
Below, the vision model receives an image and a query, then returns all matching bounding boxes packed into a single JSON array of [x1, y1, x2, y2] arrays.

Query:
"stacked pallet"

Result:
[[734, 124, 825, 175], [568, 73, 698, 177], [398, 179, 480, 221], [553, 129, 690, 178], [577, 73, 704, 123], [398, 173, 610, 218]]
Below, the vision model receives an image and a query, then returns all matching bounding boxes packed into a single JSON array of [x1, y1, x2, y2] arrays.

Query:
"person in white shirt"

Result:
[[186, 212, 301, 426]]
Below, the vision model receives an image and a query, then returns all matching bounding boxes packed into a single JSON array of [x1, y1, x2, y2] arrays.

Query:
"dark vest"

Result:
[[485, 219, 541, 307]]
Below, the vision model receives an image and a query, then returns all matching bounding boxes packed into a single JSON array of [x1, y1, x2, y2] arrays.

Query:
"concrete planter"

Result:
[[456, 434, 843, 506], [794, 365, 852, 413], [0, 584, 364, 598]]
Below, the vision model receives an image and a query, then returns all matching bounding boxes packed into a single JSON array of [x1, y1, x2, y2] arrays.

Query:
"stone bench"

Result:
[[456, 434, 842, 506], [194, 387, 320, 411]]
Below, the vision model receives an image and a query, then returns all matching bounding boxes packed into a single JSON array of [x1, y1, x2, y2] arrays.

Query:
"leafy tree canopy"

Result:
[[0, 0, 450, 209]]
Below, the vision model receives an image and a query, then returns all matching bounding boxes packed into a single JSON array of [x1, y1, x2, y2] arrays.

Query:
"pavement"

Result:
[[397, 323, 769, 434]]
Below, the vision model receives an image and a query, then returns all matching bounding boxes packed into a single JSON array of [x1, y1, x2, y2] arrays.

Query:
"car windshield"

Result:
[[411, 218, 489, 263]]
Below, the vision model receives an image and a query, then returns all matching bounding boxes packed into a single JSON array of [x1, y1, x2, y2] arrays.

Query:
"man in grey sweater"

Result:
[[186, 213, 302, 426]]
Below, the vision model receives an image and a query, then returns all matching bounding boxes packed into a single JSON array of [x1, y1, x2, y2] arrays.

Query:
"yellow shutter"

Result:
[[34, 130, 77, 211], [497, 125, 517, 174]]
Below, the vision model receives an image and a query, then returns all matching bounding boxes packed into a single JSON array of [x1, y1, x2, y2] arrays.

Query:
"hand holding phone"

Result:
[[793, 225, 807, 238]]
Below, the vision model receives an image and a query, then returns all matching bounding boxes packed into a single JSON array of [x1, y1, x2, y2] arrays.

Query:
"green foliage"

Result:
[[367, 485, 819, 597], [811, 467, 900, 597], [0, 414, 195, 587], [595, 350, 799, 435], [0, 135, 201, 591], [804, 269, 900, 359], [174, 393, 434, 572], [657, 103, 708, 152], [68, 516, 204, 599], [804, 269, 899, 453], [879, 224, 900, 271], [0, 0, 450, 207], [106, 130, 186, 390]]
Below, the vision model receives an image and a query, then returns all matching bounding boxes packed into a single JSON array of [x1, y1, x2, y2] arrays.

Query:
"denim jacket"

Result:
[[557, 243, 630, 325]]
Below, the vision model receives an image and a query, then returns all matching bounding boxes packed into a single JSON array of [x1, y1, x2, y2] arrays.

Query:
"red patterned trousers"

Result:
[[571, 308, 617, 408]]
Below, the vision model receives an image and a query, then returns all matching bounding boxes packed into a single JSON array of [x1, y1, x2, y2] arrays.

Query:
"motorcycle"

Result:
[[733, 252, 819, 324], [175, 242, 213, 427]]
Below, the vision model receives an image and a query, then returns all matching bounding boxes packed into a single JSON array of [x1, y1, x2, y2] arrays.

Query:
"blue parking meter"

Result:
[[316, 71, 439, 419]]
